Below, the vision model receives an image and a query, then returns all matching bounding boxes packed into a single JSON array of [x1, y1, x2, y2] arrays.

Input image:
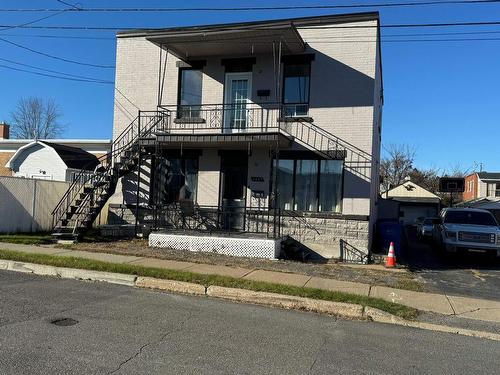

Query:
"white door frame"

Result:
[[223, 72, 253, 132]]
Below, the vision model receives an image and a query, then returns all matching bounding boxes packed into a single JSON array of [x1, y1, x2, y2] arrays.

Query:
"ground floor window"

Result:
[[272, 158, 343, 212], [153, 157, 198, 204]]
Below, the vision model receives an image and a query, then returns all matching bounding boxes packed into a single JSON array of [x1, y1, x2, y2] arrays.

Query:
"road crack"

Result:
[[107, 312, 193, 374]]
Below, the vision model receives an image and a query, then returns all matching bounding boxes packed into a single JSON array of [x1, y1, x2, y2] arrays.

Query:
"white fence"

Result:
[[0, 176, 71, 233]]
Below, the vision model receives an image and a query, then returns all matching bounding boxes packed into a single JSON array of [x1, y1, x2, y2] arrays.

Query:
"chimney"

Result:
[[0, 122, 9, 139]]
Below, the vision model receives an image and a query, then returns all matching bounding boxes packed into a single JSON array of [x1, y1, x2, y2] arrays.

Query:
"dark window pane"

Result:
[[185, 158, 198, 202], [274, 159, 294, 210], [295, 160, 318, 211], [319, 160, 343, 212], [179, 69, 202, 118], [283, 63, 310, 117], [161, 158, 199, 204]]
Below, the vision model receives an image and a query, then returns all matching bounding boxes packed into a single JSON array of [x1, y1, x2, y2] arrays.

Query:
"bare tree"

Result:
[[10, 97, 64, 139], [380, 144, 416, 193]]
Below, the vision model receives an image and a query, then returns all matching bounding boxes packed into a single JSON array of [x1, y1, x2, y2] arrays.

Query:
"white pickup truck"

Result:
[[434, 208, 500, 257]]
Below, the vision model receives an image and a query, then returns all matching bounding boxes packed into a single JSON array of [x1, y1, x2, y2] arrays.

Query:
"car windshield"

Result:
[[444, 211, 498, 226], [423, 219, 434, 225]]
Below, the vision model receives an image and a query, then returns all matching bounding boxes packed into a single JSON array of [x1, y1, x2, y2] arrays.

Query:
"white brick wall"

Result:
[[112, 17, 382, 220]]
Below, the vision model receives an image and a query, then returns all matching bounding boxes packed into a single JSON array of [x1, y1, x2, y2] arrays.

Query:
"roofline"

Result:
[[384, 180, 440, 199], [0, 139, 111, 144], [5, 140, 50, 169], [116, 11, 380, 38]]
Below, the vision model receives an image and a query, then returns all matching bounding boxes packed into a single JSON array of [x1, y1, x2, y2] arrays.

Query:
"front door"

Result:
[[220, 151, 248, 230], [223, 72, 252, 132]]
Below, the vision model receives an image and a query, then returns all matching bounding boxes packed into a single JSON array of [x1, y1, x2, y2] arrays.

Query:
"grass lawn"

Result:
[[0, 233, 53, 245], [0, 248, 419, 320]]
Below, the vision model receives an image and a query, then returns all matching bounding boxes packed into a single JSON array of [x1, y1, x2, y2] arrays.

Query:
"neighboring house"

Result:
[[5, 140, 101, 182], [0, 123, 111, 177], [462, 172, 500, 223], [380, 179, 441, 225], [53, 12, 383, 261], [463, 172, 500, 201]]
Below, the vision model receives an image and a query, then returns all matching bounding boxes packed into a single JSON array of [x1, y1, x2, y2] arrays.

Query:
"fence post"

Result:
[[31, 179, 37, 233]]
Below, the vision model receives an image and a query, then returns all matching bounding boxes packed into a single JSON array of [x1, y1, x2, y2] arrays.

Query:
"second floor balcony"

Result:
[[156, 102, 311, 135]]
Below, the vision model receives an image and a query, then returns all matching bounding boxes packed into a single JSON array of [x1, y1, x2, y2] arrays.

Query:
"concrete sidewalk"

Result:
[[2, 243, 499, 323]]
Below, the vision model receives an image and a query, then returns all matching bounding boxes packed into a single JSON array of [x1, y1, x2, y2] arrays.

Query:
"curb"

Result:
[[1, 258, 498, 341], [206, 285, 364, 319], [136, 277, 206, 296], [364, 307, 500, 342], [0, 259, 136, 286]]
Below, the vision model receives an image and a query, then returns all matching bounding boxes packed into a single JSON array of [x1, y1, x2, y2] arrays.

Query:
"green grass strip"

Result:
[[0, 233, 53, 245], [0, 248, 419, 320]]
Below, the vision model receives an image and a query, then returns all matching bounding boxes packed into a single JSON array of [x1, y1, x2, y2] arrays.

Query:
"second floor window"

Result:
[[178, 68, 202, 118], [282, 62, 310, 117]]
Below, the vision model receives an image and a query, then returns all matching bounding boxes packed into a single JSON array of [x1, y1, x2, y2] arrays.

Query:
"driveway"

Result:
[[0, 270, 498, 374], [403, 228, 500, 301]]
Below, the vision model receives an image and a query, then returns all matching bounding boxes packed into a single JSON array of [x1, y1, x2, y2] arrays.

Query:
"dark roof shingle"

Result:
[[40, 141, 100, 171]]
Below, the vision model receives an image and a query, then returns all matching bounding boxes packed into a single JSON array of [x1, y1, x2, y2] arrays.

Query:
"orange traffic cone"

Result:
[[385, 242, 396, 268]]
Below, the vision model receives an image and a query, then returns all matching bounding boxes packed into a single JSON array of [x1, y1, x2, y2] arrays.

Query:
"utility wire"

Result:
[[0, 63, 113, 84], [4, 29, 500, 40], [0, 37, 115, 68], [0, 10, 65, 32], [1, 0, 500, 12], [3, 20, 500, 31], [0, 57, 112, 83]]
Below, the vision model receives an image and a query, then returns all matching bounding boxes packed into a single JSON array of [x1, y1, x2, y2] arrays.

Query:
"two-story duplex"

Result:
[[52, 12, 383, 262]]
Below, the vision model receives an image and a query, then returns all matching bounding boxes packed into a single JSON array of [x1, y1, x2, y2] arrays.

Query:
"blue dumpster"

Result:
[[377, 220, 404, 256]]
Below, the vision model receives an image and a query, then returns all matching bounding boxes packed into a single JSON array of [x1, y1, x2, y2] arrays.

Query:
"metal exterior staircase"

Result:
[[51, 111, 167, 242]]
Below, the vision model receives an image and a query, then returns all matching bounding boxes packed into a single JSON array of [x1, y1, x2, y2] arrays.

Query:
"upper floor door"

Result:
[[223, 72, 252, 132]]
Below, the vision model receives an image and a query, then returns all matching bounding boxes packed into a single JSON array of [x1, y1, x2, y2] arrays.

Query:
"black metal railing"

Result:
[[51, 110, 167, 233], [156, 204, 281, 238]]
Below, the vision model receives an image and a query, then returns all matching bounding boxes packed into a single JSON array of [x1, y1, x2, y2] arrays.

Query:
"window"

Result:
[[153, 158, 198, 204], [282, 62, 310, 117], [272, 159, 343, 212], [178, 69, 202, 118], [487, 182, 500, 197]]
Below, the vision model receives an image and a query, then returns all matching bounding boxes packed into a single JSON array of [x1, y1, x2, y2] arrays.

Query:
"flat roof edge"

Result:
[[116, 11, 380, 38]]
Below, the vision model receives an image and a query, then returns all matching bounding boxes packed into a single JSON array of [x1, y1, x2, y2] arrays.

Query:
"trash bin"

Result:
[[222, 198, 245, 231], [377, 220, 404, 256]]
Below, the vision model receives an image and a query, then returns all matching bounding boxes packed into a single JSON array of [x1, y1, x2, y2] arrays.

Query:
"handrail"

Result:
[[51, 111, 167, 231]]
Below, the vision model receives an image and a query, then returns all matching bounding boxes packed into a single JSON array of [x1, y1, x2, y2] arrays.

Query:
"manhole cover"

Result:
[[50, 318, 78, 326]]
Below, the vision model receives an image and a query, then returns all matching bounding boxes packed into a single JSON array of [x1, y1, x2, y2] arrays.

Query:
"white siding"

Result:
[[11, 143, 67, 181]]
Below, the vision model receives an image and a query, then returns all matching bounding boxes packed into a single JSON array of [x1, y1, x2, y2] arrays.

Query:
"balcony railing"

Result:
[[157, 102, 308, 134]]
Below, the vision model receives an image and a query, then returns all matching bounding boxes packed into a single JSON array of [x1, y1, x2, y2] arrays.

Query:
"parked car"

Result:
[[417, 217, 440, 240], [434, 208, 500, 257]]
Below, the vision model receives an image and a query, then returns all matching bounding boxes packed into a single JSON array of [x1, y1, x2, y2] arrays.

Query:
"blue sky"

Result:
[[1, 0, 499, 172]]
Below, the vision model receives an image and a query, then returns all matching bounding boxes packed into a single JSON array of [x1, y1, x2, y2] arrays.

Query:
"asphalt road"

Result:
[[1, 271, 499, 374], [403, 229, 500, 301]]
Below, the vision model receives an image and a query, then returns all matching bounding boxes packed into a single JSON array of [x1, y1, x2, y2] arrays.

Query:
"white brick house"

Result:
[[53, 12, 383, 261]]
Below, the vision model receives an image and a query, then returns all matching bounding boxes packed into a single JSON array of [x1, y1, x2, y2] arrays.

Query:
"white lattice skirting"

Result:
[[149, 233, 282, 259]]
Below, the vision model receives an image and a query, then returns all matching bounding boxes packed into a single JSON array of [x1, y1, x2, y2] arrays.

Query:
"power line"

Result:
[[1, 0, 500, 12], [0, 63, 113, 84], [0, 10, 65, 32], [0, 57, 112, 83], [0, 37, 115, 68], [0, 33, 113, 40], [3, 20, 500, 31], [3, 29, 500, 41]]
